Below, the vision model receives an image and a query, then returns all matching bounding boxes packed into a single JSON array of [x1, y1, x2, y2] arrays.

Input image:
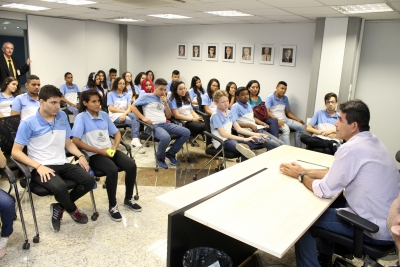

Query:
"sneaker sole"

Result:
[[124, 204, 142, 212], [164, 157, 180, 166], [236, 144, 256, 159], [109, 213, 122, 222], [50, 204, 60, 232]]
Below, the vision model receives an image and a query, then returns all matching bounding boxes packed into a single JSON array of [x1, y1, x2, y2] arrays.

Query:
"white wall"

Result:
[[127, 25, 146, 77], [142, 23, 316, 119], [356, 21, 400, 166], [27, 16, 120, 88]]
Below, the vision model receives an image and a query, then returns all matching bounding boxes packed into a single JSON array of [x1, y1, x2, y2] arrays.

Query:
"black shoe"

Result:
[[318, 253, 333, 267], [50, 203, 64, 232], [189, 137, 200, 147], [124, 198, 142, 212], [68, 209, 88, 224], [109, 204, 122, 222]]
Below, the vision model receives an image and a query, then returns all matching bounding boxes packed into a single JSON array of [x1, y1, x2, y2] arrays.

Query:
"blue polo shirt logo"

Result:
[[97, 132, 106, 142], [156, 103, 163, 110]]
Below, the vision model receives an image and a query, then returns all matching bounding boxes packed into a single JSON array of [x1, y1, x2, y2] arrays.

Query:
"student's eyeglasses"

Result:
[[325, 101, 336, 104]]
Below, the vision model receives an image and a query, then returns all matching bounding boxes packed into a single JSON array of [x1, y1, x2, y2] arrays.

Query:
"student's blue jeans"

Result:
[[67, 106, 79, 117], [280, 118, 304, 147], [145, 122, 190, 158], [0, 189, 15, 237], [115, 113, 139, 139], [257, 129, 284, 150], [263, 118, 280, 138], [295, 208, 394, 267]]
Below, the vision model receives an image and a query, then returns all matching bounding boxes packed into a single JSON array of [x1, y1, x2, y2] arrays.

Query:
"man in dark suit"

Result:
[[225, 46, 233, 59], [282, 49, 292, 63], [0, 42, 30, 86]]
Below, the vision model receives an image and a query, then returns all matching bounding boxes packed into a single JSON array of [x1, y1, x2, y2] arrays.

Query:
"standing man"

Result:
[[265, 81, 304, 147], [0, 42, 30, 85], [11, 74, 40, 120], [280, 100, 400, 267]]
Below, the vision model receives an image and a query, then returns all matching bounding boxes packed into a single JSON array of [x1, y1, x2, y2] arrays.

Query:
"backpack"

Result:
[[253, 102, 269, 121]]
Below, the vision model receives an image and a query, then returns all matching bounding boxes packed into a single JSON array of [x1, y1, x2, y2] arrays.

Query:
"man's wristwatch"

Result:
[[298, 173, 306, 183]]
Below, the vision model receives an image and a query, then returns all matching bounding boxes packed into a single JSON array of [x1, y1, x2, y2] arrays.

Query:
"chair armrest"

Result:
[[65, 149, 90, 162], [137, 119, 154, 131], [196, 110, 207, 118], [1, 166, 16, 184], [337, 210, 379, 233], [204, 131, 225, 146], [10, 157, 31, 182]]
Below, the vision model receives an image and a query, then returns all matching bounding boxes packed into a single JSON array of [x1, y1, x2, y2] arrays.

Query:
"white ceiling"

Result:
[[0, 0, 398, 27]]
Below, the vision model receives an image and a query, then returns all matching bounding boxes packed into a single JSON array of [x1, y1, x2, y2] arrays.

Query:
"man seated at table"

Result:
[[300, 92, 342, 155], [280, 99, 400, 267]]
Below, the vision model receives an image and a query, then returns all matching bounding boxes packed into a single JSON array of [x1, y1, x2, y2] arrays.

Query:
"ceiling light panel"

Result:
[[147, 14, 191, 19], [41, 0, 97, 5], [1, 3, 51, 11], [113, 18, 144, 22], [331, 3, 393, 14], [205, 10, 254, 16]]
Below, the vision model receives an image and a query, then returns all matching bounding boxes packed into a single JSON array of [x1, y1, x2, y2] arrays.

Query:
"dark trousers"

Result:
[[89, 151, 137, 207], [300, 134, 338, 155], [31, 163, 95, 212], [264, 118, 280, 138], [185, 121, 206, 137], [0, 189, 15, 237]]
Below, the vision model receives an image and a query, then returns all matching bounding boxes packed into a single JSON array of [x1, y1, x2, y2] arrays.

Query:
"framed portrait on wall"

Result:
[[280, 45, 296, 67], [259, 44, 274, 65], [240, 44, 254, 64], [177, 42, 187, 59], [191, 43, 202, 61], [206, 43, 218, 61], [222, 43, 235, 63]]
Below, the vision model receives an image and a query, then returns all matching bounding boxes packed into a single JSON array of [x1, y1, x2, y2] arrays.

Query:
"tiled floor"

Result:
[[1, 132, 397, 266]]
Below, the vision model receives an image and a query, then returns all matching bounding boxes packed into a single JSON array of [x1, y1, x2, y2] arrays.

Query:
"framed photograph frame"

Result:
[[240, 44, 254, 64], [177, 42, 187, 59], [206, 43, 218, 61], [222, 43, 235, 63], [280, 45, 296, 67], [259, 44, 274, 65], [191, 43, 202, 61]]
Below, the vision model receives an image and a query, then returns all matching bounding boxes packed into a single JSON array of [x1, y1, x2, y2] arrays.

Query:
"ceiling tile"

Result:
[[257, 0, 324, 8], [349, 11, 400, 20], [216, 0, 273, 10], [239, 8, 293, 16], [318, 0, 387, 5], [282, 6, 341, 15], [176, 2, 232, 12], [262, 15, 314, 22], [390, 1, 400, 10]]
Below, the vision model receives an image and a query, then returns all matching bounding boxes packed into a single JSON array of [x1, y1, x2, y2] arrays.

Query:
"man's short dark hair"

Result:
[[39, 85, 62, 101], [109, 68, 117, 74], [26, 75, 40, 84], [64, 72, 72, 78], [235, 86, 249, 96], [339, 99, 370, 132], [324, 92, 337, 102], [155, 78, 168, 86], [172, 70, 180, 76], [277, 81, 287, 87]]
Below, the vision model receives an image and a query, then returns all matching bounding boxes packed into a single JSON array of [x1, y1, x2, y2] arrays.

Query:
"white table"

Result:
[[159, 146, 336, 266]]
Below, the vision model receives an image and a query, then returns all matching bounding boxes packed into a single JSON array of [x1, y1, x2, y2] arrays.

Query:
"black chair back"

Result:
[[0, 115, 21, 156], [202, 113, 212, 146]]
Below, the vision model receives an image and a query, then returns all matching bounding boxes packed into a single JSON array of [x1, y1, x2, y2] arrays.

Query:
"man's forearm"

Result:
[[304, 168, 329, 179]]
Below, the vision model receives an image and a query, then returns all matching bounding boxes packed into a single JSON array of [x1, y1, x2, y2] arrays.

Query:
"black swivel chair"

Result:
[[192, 111, 241, 181], [134, 105, 189, 172]]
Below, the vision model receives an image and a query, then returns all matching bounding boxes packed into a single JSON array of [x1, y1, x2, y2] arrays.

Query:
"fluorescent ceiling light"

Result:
[[113, 18, 144, 22], [205, 10, 253, 17], [147, 14, 191, 19], [41, 0, 96, 5], [1, 3, 51, 11], [331, 3, 393, 14]]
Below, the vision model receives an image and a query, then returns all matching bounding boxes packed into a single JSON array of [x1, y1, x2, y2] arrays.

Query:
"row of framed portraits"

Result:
[[177, 43, 297, 67]]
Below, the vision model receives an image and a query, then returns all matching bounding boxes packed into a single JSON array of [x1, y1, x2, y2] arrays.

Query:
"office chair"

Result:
[[11, 151, 99, 245], [192, 111, 241, 181], [309, 209, 395, 267], [134, 105, 189, 172]]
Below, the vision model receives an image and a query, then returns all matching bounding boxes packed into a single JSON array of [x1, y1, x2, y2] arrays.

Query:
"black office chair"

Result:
[[192, 111, 241, 181], [135, 105, 189, 172], [309, 209, 395, 267]]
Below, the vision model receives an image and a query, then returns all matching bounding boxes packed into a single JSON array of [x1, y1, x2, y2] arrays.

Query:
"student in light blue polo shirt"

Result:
[[300, 92, 342, 155], [82, 72, 105, 98], [97, 70, 109, 91], [265, 81, 305, 147], [166, 70, 180, 93], [133, 72, 147, 96], [0, 77, 19, 117], [72, 90, 141, 222], [122, 71, 136, 102], [11, 74, 40, 120], [132, 78, 190, 169], [231, 87, 284, 151], [188, 76, 205, 111], [107, 77, 143, 153], [60, 72, 80, 117], [11, 85, 95, 232], [107, 68, 117, 89], [211, 90, 271, 161], [201, 78, 220, 115]]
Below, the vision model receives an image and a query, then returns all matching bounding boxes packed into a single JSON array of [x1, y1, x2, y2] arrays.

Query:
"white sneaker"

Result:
[[236, 144, 256, 159], [131, 138, 142, 148], [134, 147, 145, 154], [0, 237, 8, 259]]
